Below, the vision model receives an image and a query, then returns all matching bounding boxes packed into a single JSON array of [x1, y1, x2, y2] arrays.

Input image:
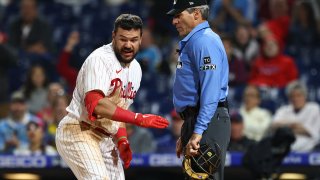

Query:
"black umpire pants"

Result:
[[180, 106, 231, 180]]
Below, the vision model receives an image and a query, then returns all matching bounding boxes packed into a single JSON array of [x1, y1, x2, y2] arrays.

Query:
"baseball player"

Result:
[[55, 14, 169, 180]]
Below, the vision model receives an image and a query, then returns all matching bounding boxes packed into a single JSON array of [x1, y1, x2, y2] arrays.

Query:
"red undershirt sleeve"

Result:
[[84, 90, 104, 121]]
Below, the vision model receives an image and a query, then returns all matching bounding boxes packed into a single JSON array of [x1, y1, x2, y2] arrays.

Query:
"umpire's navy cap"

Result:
[[167, 0, 208, 16]]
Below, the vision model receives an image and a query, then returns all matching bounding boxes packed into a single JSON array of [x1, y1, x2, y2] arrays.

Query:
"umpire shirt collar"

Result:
[[181, 21, 210, 42]]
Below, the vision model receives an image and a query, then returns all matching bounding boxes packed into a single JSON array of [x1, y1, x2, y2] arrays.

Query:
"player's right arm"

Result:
[[85, 90, 168, 129], [82, 55, 168, 129]]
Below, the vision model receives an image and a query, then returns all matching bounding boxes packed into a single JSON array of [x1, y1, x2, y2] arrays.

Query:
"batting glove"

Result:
[[112, 107, 169, 129], [117, 138, 132, 169], [134, 113, 169, 128]]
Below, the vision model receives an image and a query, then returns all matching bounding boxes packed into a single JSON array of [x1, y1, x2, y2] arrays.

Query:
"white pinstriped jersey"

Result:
[[66, 43, 142, 134]]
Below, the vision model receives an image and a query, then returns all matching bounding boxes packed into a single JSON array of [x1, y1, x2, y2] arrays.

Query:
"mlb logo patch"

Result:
[[177, 61, 183, 69], [203, 57, 211, 64]]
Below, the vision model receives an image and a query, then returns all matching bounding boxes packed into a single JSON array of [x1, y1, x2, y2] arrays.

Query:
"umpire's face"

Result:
[[112, 27, 142, 64], [172, 9, 199, 37]]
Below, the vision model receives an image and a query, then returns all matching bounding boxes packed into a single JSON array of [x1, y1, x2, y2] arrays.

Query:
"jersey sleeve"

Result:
[[190, 36, 227, 135], [134, 60, 142, 92], [82, 55, 112, 96], [126, 60, 142, 108]]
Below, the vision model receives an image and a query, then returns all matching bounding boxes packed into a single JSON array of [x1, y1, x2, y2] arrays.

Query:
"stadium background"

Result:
[[0, 0, 320, 179]]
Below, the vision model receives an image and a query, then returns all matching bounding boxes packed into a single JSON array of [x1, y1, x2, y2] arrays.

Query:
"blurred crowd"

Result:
[[0, 0, 320, 156]]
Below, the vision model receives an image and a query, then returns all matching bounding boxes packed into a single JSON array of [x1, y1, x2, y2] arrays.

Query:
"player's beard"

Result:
[[113, 43, 138, 64]]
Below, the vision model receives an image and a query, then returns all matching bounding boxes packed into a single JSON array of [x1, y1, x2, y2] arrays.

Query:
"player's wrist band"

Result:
[[115, 127, 128, 144], [117, 136, 128, 144]]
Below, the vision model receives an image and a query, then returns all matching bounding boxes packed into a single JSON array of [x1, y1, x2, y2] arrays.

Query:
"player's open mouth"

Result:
[[122, 51, 133, 57]]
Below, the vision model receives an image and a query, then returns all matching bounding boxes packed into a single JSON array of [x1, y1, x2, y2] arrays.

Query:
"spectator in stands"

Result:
[[228, 111, 256, 152], [272, 81, 320, 152], [127, 123, 156, 154], [8, 0, 54, 54], [156, 110, 183, 153], [0, 91, 39, 154], [46, 93, 69, 148], [240, 85, 272, 142], [135, 27, 162, 73], [233, 24, 259, 67], [288, 1, 320, 47], [56, 31, 80, 93], [14, 118, 57, 156], [20, 64, 49, 114], [0, 31, 17, 103], [104, 0, 127, 6], [258, 0, 296, 21], [54, 0, 90, 7], [286, 0, 320, 69], [258, 0, 291, 51], [222, 35, 248, 87], [36, 82, 64, 124], [157, 41, 179, 79], [249, 37, 298, 88], [0, 0, 10, 8], [209, 0, 257, 33]]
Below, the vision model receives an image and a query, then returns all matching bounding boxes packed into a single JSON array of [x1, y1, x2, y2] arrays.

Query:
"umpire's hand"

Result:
[[186, 133, 202, 156]]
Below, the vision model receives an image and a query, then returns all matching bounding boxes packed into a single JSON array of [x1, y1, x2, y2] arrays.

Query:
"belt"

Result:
[[178, 106, 198, 120], [218, 100, 228, 108], [178, 101, 228, 120], [80, 121, 112, 137]]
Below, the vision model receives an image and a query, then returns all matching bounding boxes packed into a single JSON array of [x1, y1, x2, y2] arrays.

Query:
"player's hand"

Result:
[[134, 113, 169, 128], [117, 138, 132, 169], [176, 137, 183, 158], [186, 133, 202, 157]]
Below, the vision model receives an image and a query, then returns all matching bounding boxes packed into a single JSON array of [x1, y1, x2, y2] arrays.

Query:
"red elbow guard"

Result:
[[84, 90, 104, 121]]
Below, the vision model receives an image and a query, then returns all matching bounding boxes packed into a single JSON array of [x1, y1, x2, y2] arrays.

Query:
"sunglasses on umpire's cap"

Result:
[[167, 0, 208, 16]]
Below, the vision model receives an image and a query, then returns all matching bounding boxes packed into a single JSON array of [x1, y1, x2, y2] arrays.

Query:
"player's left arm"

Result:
[[191, 36, 226, 136], [185, 36, 227, 156], [114, 122, 132, 169]]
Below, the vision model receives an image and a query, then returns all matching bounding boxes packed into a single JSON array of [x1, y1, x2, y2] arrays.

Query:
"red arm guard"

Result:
[[112, 107, 136, 123]]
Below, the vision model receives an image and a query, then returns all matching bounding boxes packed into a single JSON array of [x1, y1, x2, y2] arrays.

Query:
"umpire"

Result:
[[167, 0, 231, 179]]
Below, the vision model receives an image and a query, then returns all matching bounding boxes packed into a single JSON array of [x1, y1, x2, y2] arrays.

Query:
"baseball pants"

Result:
[[201, 107, 231, 180], [56, 115, 125, 180]]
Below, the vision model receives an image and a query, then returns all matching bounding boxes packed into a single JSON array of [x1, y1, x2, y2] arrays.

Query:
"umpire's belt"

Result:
[[179, 101, 228, 120], [80, 121, 112, 137]]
